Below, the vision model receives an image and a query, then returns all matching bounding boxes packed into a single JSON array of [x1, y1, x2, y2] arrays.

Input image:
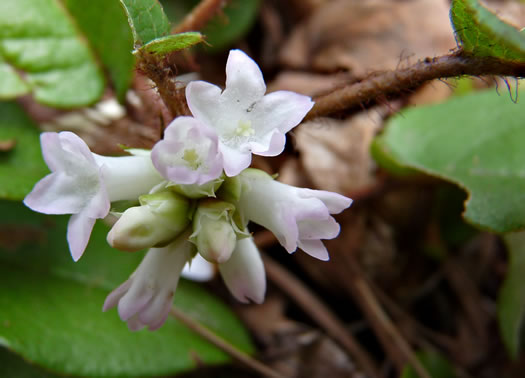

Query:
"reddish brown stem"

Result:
[[306, 51, 525, 120], [173, 0, 228, 33]]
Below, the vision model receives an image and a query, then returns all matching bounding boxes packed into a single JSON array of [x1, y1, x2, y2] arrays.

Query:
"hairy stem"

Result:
[[306, 51, 525, 120]]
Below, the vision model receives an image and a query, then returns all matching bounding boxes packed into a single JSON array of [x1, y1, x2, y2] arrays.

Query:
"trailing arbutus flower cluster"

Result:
[[24, 50, 352, 331]]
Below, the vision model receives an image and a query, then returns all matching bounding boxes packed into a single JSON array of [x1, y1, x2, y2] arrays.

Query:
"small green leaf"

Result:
[[63, 0, 135, 101], [374, 88, 525, 233], [401, 350, 456, 378], [120, 0, 171, 47], [0, 0, 105, 107], [0, 201, 254, 377], [499, 232, 525, 359], [450, 0, 525, 60], [0, 102, 48, 200], [138, 32, 204, 56]]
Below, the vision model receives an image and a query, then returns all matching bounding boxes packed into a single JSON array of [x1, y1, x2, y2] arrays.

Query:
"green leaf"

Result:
[[119, 0, 171, 47], [0, 0, 105, 107], [374, 88, 525, 233], [161, 0, 260, 52], [138, 32, 204, 56], [63, 0, 135, 102], [401, 350, 456, 378], [0, 201, 254, 377], [0, 102, 48, 200], [499, 232, 525, 359], [0, 58, 30, 99], [450, 0, 525, 61]]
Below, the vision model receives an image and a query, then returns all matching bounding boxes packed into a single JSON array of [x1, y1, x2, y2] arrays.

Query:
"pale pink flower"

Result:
[[24, 132, 162, 261], [235, 169, 352, 261], [151, 116, 223, 185], [103, 231, 194, 331]]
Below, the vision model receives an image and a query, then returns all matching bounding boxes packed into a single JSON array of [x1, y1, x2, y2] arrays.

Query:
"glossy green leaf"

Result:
[[161, 0, 260, 52], [138, 32, 204, 56], [119, 0, 171, 47], [0, 0, 105, 107], [0, 201, 254, 377], [0, 102, 48, 200], [401, 350, 456, 378], [450, 0, 525, 60], [499, 232, 525, 359], [374, 88, 525, 233], [63, 0, 135, 101]]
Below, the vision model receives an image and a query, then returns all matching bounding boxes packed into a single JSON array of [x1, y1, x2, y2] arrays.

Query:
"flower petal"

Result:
[[24, 173, 88, 215], [301, 189, 353, 214], [220, 143, 252, 177], [139, 292, 173, 325], [298, 217, 340, 240], [248, 130, 286, 157], [118, 287, 154, 321], [297, 239, 330, 261], [219, 237, 266, 304], [41, 131, 95, 172], [103, 279, 132, 311], [186, 81, 223, 128], [223, 50, 266, 108], [249, 90, 314, 138], [67, 212, 97, 261]]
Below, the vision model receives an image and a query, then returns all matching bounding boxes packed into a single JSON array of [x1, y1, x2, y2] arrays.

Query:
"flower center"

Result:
[[235, 120, 255, 137], [182, 148, 201, 170]]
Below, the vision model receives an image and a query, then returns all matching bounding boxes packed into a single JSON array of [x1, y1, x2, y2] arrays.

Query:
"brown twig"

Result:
[[341, 260, 432, 378], [261, 253, 381, 378], [306, 51, 525, 120], [173, 0, 228, 34], [169, 307, 286, 378]]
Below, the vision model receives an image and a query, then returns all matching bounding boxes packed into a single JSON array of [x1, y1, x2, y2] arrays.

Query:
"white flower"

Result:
[[23, 132, 163, 261], [186, 50, 314, 177], [151, 116, 223, 185], [103, 230, 194, 331], [234, 169, 353, 261], [218, 236, 266, 304]]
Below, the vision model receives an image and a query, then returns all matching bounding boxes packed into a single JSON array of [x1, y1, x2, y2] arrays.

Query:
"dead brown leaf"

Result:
[[280, 0, 456, 76], [293, 110, 383, 196]]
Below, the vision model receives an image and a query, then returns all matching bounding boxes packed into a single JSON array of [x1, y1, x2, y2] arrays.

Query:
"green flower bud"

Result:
[[191, 200, 248, 263], [107, 191, 191, 252]]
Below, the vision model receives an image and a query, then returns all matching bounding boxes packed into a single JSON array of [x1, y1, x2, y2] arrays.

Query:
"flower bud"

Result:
[[169, 176, 224, 199], [107, 191, 190, 252], [191, 200, 247, 263]]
